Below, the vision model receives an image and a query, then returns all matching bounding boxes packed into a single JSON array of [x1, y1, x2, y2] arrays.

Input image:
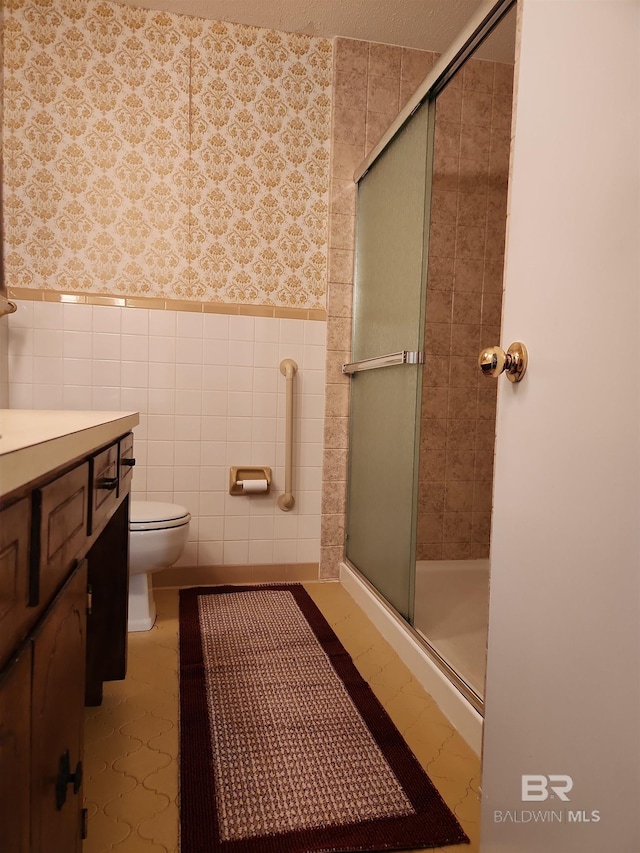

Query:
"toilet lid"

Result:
[[130, 500, 191, 531]]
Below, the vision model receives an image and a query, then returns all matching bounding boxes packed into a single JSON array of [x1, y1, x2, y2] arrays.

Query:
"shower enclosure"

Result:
[[344, 0, 516, 711]]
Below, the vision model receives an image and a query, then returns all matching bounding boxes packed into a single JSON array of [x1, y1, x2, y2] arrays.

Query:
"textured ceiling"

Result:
[[116, 0, 516, 62]]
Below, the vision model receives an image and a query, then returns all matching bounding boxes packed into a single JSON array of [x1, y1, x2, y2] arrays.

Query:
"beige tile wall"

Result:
[[320, 39, 436, 579], [417, 59, 514, 561]]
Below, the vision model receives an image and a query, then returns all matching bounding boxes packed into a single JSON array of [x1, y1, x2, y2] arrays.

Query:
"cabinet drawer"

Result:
[[119, 432, 135, 493], [0, 498, 31, 667], [35, 464, 89, 608], [91, 442, 119, 533]]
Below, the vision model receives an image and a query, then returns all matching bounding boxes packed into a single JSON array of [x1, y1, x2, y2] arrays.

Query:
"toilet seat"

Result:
[[130, 500, 191, 532]]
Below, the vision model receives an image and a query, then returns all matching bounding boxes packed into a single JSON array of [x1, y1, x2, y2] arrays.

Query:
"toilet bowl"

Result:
[[128, 500, 191, 632]]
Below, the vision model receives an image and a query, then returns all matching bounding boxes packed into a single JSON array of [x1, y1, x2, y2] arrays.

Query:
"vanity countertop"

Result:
[[0, 409, 140, 499]]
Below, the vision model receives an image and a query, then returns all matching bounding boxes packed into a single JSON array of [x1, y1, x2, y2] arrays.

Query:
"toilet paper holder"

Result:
[[229, 466, 272, 496]]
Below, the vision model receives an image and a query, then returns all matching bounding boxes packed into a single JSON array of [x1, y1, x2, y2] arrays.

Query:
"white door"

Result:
[[480, 2, 640, 852]]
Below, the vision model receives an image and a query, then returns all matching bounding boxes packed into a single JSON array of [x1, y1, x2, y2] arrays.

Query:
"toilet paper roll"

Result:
[[239, 479, 268, 494]]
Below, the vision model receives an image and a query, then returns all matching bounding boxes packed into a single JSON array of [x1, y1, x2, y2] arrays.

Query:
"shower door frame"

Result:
[[344, 0, 517, 717]]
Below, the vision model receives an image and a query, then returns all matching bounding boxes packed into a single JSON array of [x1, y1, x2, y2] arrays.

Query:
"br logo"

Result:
[[521, 775, 573, 802]]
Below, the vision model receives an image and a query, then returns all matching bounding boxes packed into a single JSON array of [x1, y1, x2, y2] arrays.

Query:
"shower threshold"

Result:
[[340, 560, 484, 755]]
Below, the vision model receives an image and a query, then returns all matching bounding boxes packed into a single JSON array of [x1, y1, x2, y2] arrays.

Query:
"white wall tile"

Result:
[[175, 415, 201, 441], [35, 383, 63, 408], [92, 305, 121, 334], [9, 383, 34, 408], [222, 541, 249, 565], [248, 540, 274, 563], [121, 307, 149, 335], [280, 318, 304, 344], [63, 385, 92, 409], [33, 356, 63, 385], [149, 310, 176, 336], [176, 336, 203, 364], [176, 312, 203, 338], [63, 330, 92, 359], [148, 361, 176, 389], [92, 386, 120, 409], [273, 539, 297, 562], [173, 464, 201, 489], [228, 365, 253, 392], [228, 340, 254, 366], [229, 315, 255, 342], [174, 441, 201, 467], [254, 317, 280, 342], [34, 302, 64, 330], [146, 466, 175, 492], [147, 414, 175, 441], [6, 301, 325, 570], [8, 354, 33, 384], [148, 388, 175, 414], [34, 329, 63, 358], [63, 303, 92, 331], [199, 491, 225, 516], [304, 320, 327, 346], [8, 325, 33, 357], [296, 538, 320, 562], [254, 341, 278, 368], [10, 301, 32, 328], [202, 390, 227, 415], [199, 515, 224, 541], [203, 313, 229, 340], [175, 389, 202, 415], [149, 336, 177, 364], [175, 364, 203, 391], [228, 391, 252, 417], [121, 387, 148, 413], [63, 358, 92, 385], [226, 417, 252, 442], [93, 333, 120, 361], [121, 335, 149, 362]]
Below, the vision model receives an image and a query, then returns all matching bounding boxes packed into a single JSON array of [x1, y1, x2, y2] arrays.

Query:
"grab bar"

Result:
[[277, 358, 298, 512], [342, 350, 424, 375], [0, 294, 17, 317]]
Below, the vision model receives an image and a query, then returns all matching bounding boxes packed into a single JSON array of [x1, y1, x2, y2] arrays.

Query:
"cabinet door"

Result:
[[0, 498, 31, 669], [0, 644, 31, 853], [31, 562, 87, 853]]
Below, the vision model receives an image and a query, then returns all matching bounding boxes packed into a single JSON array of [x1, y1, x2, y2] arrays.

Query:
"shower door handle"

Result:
[[342, 350, 424, 375]]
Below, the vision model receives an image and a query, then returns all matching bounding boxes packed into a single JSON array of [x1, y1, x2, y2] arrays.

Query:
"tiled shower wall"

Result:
[[8, 299, 326, 571], [417, 59, 514, 561], [320, 42, 513, 576]]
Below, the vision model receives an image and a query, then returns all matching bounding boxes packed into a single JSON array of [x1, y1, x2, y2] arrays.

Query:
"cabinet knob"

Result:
[[56, 750, 83, 810], [96, 476, 118, 490], [121, 457, 136, 467]]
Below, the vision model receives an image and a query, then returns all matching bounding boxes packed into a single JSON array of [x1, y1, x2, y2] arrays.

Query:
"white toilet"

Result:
[[128, 500, 191, 632]]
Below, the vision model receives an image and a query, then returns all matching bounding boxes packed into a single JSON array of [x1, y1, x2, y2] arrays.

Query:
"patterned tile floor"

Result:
[[83, 582, 481, 852]]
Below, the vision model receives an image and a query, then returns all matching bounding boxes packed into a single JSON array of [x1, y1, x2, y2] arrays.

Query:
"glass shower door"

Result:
[[345, 101, 433, 620]]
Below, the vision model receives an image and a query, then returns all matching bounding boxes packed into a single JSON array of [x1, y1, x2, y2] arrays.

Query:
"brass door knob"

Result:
[[478, 342, 528, 382]]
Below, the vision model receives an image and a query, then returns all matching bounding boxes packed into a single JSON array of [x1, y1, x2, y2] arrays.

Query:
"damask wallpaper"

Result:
[[3, 0, 332, 310]]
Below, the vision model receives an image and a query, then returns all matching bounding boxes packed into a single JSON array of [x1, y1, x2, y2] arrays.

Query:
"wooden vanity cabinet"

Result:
[[31, 562, 87, 853], [0, 643, 31, 853], [0, 430, 134, 852]]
